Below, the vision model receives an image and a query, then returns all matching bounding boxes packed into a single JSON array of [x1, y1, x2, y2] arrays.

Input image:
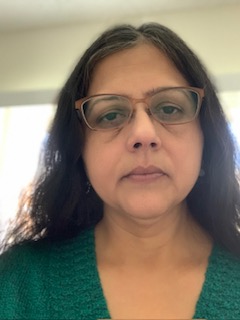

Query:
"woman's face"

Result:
[[82, 43, 203, 222]]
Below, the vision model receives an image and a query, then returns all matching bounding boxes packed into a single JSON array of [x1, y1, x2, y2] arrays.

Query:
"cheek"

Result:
[[82, 135, 100, 179], [173, 124, 204, 179], [82, 132, 120, 182]]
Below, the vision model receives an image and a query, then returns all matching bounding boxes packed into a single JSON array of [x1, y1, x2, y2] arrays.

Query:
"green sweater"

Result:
[[0, 228, 239, 319]]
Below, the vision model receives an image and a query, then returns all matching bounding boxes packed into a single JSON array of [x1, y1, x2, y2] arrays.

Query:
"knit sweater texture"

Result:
[[0, 228, 239, 319]]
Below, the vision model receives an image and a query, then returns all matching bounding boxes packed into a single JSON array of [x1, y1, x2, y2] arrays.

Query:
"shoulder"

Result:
[[211, 245, 240, 277], [198, 245, 240, 318], [0, 240, 46, 270], [0, 240, 50, 317], [0, 228, 95, 318], [207, 245, 240, 294], [0, 239, 50, 295], [191, 245, 240, 319], [0, 232, 58, 259], [0, 227, 94, 274]]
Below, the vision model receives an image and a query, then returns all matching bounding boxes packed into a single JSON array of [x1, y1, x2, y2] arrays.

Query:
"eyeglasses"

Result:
[[75, 86, 204, 131]]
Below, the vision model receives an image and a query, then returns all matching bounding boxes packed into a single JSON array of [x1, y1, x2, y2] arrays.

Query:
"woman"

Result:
[[0, 23, 240, 319]]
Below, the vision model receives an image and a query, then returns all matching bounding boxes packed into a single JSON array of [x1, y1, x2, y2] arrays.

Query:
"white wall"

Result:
[[0, 3, 240, 103]]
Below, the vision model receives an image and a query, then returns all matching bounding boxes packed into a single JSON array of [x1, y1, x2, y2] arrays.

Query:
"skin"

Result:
[[82, 43, 212, 319], [83, 43, 204, 231]]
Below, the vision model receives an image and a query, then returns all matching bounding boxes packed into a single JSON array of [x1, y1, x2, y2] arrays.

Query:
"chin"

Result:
[[118, 196, 185, 221], [121, 204, 172, 221]]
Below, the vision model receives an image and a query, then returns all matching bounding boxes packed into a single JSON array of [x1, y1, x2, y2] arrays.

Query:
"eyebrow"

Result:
[[111, 86, 174, 99], [144, 86, 172, 97], [84, 95, 123, 115]]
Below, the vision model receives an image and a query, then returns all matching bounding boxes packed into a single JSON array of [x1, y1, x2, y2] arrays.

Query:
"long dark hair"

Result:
[[3, 23, 240, 255]]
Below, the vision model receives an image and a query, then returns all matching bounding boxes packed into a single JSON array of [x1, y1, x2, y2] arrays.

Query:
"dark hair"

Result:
[[3, 23, 240, 255]]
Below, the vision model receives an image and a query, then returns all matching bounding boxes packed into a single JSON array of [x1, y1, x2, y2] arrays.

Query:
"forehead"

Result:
[[88, 43, 189, 97]]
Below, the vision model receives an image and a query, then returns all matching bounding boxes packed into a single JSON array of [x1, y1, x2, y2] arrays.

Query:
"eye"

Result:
[[102, 112, 119, 121], [149, 88, 200, 124], [96, 107, 130, 128], [160, 105, 181, 115], [152, 103, 184, 122], [83, 95, 131, 130]]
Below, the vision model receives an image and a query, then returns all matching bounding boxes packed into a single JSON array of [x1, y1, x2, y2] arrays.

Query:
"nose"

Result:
[[126, 108, 162, 152]]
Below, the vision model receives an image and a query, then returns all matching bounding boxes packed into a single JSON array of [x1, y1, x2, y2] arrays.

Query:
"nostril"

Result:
[[133, 142, 142, 149], [133, 142, 158, 149], [150, 142, 157, 148]]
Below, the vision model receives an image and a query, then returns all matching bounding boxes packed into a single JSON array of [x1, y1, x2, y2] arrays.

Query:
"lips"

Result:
[[123, 165, 166, 182]]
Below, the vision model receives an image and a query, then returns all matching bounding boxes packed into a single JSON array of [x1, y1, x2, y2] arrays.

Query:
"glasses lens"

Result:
[[82, 95, 131, 130], [150, 88, 199, 124]]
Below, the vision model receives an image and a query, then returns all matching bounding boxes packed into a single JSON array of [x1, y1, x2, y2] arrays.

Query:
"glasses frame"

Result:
[[75, 86, 205, 131]]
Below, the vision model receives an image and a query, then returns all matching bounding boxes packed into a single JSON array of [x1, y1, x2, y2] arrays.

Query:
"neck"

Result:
[[95, 203, 212, 267]]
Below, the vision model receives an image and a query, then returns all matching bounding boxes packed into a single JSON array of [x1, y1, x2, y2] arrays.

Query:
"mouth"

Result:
[[123, 165, 166, 182]]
